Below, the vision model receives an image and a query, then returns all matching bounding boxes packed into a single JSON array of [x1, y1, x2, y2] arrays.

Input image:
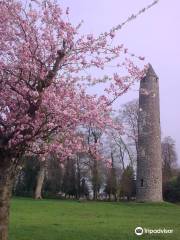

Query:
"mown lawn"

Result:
[[10, 198, 180, 240]]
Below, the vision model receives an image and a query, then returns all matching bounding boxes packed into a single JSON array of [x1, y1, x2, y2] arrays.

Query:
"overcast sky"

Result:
[[60, 0, 180, 162]]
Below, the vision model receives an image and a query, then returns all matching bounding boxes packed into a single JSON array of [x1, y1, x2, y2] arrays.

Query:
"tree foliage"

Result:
[[119, 165, 136, 200]]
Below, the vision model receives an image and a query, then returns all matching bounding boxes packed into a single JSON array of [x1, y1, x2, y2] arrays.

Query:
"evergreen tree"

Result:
[[62, 158, 77, 198], [120, 165, 136, 201]]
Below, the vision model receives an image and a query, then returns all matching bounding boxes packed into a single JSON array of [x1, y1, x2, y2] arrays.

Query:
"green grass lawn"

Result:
[[10, 198, 180, 240]]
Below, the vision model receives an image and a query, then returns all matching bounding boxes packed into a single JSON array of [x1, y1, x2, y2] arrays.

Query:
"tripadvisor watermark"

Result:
[[135, 226, 173, 236]]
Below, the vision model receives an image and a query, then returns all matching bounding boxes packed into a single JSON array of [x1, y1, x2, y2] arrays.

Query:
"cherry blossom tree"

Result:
[[0, 0, 159, 239]]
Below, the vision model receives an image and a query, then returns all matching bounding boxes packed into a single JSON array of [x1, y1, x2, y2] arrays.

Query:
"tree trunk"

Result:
[[0, 162, 13, 240], [76, 156, 81, 199], [34, 161, 46, 199], [114, 194, 117, 202]]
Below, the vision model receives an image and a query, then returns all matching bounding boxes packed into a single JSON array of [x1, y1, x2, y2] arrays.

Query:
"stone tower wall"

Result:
[[136, 64, 162, 202]]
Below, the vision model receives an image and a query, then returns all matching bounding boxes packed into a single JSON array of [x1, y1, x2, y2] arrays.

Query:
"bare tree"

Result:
[[122, 99, 139, 154], [162, 136, 178, 183], [87, 126, 103, 200], [104, 151, 118, 201]]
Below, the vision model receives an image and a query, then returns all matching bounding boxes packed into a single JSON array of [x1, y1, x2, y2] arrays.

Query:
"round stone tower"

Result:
[[136, 64, 162, 202]]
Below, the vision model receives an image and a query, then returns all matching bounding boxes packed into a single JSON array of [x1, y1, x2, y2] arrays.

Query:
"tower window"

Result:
[[141, 179, 144, 187]]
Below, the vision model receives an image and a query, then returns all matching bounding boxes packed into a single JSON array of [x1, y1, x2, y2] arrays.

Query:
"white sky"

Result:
[[60, 0, 180, 162]]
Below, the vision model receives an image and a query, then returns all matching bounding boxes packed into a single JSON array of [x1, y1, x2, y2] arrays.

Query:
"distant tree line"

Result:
[[13, 100, 180, 202], [13, 154, 136, 201], [162, 136, 180, 202]]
